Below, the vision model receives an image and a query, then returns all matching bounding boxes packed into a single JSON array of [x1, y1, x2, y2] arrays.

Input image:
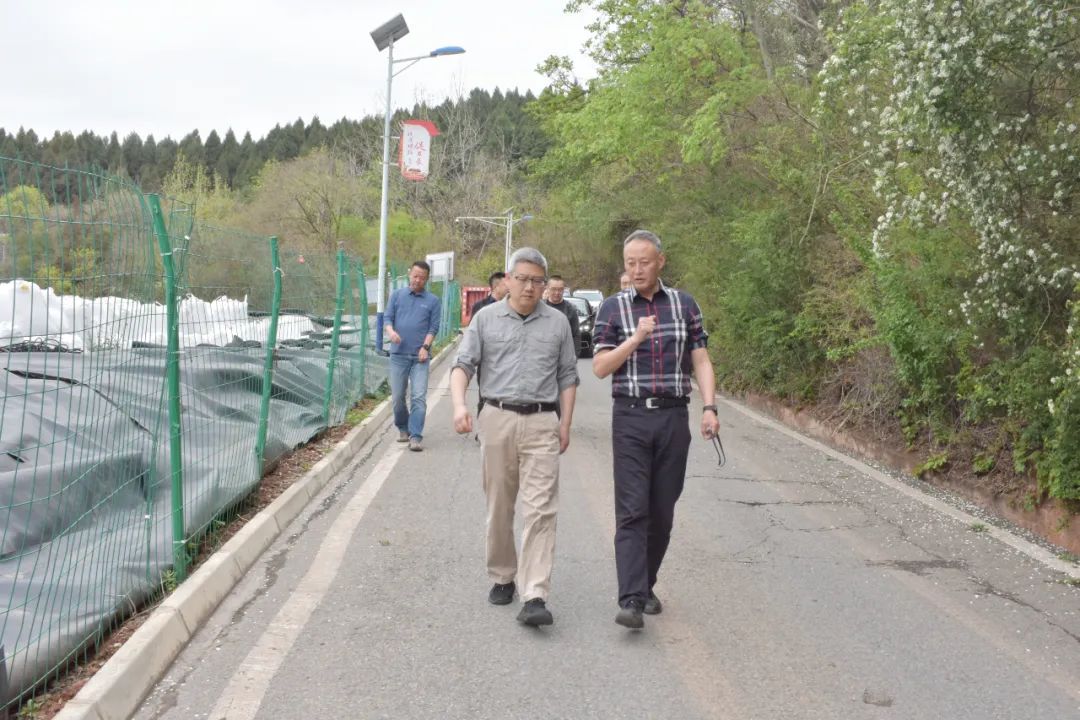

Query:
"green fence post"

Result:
[[147, 194, 188, 581], [440, 276, 450, 343], [323, 248, 347, 424], [357, 260, 369, 395], [255, 236, 282, 470], [451, 281, 461, 334]]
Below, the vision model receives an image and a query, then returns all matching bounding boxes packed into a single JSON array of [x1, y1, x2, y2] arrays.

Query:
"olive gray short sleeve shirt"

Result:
[[453, 299, 579, 404]]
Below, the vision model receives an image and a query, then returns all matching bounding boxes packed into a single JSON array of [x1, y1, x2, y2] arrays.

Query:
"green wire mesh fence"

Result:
[[0, 157, 460, 711]]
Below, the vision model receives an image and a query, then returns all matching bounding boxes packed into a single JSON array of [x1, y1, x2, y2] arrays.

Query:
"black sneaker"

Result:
[[516, 598, 554, 626], [644, 590, 662, 615], [615, 600, 644, 629], [488, 582, 515, 606]]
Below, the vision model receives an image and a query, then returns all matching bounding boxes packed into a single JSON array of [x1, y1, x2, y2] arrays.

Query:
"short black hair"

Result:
[[548, 274, 564, 282], [411, 260, 431, 273], [488, 271, 506, 287]]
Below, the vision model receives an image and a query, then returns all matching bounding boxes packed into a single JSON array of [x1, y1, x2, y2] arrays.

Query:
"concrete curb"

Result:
[[54, 340, 460, 720]]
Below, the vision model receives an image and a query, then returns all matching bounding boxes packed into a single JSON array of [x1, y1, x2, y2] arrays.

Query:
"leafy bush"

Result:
[[712, 208, 822, 399]]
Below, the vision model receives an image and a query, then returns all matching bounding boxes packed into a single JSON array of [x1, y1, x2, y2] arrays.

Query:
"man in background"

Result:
[[544, 274, 581, 357], [471, 271, 507, 321], [470, 271, 508, 420], [620, 272, 632, 291], [384, 260, 441, 452]]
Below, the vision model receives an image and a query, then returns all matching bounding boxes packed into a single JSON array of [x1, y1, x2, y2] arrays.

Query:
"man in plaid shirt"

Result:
[[592, 229, 720, 630]]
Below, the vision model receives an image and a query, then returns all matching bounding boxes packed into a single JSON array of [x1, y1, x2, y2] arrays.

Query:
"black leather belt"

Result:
[[484, 399, 558, 414], [613, 396, 689, 409]]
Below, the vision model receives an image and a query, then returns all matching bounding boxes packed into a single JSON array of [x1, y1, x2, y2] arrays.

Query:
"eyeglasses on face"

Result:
[[512, 274, 548, 287]]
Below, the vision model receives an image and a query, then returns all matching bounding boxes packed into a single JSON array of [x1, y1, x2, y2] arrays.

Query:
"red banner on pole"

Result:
[[398, 120, 440, 181]]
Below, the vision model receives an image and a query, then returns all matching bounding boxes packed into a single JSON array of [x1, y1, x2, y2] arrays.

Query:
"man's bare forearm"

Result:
[[558, 385, 577, 431], [691, 347, 716, 404], [450, 367, 470, 409], [592, 335, 643, 378]]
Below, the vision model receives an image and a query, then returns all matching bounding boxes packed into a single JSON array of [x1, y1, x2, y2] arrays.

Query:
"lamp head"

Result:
[[430, 46, 465, 57]]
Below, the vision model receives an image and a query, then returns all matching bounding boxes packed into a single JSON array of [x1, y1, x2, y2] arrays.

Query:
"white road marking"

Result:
[[720, 398, 1080, 580], [209, 366, 451, 720]]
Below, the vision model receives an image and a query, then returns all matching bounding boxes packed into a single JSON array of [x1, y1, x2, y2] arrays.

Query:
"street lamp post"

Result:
[[370, 14, 463, 352], [454, 209, 534, 271]]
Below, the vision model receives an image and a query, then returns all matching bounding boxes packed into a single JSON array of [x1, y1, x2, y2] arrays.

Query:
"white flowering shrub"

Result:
[[823, 0, 1080, 337], [821, 0, 1080, 494], [1047, 290, 1080, 498]]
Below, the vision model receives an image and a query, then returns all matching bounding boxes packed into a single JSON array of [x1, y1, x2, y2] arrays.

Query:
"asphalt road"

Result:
[[135, 358, 1080, 720]]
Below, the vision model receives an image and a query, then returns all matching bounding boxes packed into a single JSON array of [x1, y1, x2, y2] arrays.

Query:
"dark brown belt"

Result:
[[484, 399, 558, 414], [613, 396, 689, 409]]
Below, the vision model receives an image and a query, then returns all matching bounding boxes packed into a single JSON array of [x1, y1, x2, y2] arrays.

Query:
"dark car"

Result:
[[571, 289, 604, 313], [565, 296, 595, 358]]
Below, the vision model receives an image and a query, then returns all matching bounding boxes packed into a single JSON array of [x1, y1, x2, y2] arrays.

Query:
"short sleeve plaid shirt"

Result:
[[593, 280, 708, 398]]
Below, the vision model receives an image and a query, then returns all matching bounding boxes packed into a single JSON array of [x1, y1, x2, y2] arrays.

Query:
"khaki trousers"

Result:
[[478, 405, 560, 602]]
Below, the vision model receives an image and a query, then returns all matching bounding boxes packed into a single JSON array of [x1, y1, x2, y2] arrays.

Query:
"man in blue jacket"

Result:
[[384, 260, 442, 451]]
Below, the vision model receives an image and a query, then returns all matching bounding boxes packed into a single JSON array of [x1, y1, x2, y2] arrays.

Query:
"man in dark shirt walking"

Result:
[[544, 274, 581, 356], [470, 271, 507, 322], [469, 271, 508, 419], [592, 230, 720, 630]]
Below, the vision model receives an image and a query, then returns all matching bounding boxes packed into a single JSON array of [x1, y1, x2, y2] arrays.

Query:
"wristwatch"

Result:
[[703, 405, 718, 414], [422, 343, 432, 351]]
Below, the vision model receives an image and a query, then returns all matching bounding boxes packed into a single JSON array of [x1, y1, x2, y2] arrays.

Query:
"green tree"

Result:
[[217, 129, 241, 187], [203, 129, 222, 180], [161, 151, 234, 223], [121, 132, 144, 182], [106, 132, 123, 173], [178, 130, 204, 168]]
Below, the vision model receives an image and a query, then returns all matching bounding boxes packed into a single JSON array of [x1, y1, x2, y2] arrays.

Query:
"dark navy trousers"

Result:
[[611, 404, 691, 608]]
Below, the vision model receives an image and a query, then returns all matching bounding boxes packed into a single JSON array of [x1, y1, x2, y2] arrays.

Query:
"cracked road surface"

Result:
[[134, 360, 1080, 720]]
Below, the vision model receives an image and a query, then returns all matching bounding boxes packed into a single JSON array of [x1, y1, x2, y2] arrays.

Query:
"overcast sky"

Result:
[[4, 0, 597, 141]]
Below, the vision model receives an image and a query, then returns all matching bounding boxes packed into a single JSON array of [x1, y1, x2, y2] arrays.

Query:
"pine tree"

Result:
[[204, 129, 222, 180], [217, 129, 241, 187], [178, 130, 204, 168], [122, 132, 144, 181], [106, 132, 123, 174], [142, 135, 161, 190]]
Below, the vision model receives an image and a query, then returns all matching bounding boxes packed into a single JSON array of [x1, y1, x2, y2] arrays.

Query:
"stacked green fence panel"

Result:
[[162, 220, 283, 572], [429, 278, 462, 345], [0, 159, 178, 708], [278, 248, 348, 428], [0, 157, 403, 711]]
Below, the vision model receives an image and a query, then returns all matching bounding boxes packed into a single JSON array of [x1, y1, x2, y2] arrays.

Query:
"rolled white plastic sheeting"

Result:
[[0, 280, 317, 351]]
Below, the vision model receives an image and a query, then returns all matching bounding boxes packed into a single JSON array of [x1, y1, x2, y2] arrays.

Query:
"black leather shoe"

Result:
[[488, 582, 515, 605], [644, 590, 662, 615], [615, 600, 644, 629], [516, 598, 554, 626]]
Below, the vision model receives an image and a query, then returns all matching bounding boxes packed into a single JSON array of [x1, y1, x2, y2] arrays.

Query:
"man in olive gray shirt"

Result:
[[451, 247, 579, 628]]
